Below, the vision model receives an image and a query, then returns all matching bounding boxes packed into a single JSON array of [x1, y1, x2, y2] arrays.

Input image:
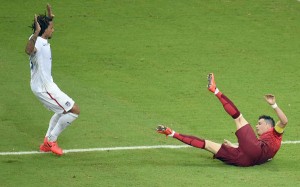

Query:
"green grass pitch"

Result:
[[1, 0, 300, 186]]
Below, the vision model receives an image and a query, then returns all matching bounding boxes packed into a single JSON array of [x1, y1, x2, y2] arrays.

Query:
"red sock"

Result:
[[216, 92, 240, 119], [173, 133, 205, 149]]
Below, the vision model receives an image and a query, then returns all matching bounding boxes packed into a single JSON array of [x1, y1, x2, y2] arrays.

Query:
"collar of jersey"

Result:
[[38, 36, 48, 44]]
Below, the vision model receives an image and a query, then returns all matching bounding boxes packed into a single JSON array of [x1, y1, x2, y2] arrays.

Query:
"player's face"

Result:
[[43, 21, 54, 39], [256, 119, 271, 136]]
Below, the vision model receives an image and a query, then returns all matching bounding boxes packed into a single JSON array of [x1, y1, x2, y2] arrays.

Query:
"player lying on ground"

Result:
[[156, 73, 288, 167]]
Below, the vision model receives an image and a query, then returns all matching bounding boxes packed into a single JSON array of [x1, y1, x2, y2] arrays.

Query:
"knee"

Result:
[[70, 103, 80, 115]]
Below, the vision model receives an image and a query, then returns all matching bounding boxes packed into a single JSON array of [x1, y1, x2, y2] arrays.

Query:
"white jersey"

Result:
[[28, 35, 75, 113], [29, 35, 54, 92]]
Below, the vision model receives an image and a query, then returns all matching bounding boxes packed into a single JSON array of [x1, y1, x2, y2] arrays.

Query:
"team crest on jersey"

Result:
[[65, 101, 71, 107]]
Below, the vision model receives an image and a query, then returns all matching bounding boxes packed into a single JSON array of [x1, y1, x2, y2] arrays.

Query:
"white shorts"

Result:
[[32, 83, 75, 114]]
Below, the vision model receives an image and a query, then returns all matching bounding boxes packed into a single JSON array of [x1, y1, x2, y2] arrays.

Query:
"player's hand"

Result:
[[47, 3, 55, 19], [34, 14, 41, 35], [223, 139, 232, 146], [224, 139, 238, 148], [264, 94, 276, 105]]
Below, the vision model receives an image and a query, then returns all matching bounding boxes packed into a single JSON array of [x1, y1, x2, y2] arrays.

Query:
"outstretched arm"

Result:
[[264, 94, 288, 130]]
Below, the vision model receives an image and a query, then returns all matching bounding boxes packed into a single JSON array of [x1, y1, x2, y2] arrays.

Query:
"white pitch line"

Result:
[[0, 145, 190, 156], [281, 140, 300, 144], [63, 145, 190, 153], [0, 141, 299, 156]]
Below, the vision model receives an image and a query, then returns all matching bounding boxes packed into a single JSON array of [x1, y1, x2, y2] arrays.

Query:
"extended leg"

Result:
[[208, 73, 249, 130], [208, 73, 240, 119], [157, 125, 205, 148], [156, 125, 221, 154]]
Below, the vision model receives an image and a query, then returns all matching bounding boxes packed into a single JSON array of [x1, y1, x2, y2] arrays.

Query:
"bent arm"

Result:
[[25, 34, 38, 55], [25, 15, 40, 55]]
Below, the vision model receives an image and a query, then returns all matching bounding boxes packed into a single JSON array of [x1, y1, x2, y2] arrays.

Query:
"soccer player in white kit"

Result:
[[25, 4, 80, 156]]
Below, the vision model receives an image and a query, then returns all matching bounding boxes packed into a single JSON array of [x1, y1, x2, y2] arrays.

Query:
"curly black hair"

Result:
[[259, 115, 275, 127], [30, 13, 52, 36]]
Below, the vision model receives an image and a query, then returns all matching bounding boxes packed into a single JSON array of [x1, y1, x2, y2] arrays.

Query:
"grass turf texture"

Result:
[[1, 0, 300, 186]]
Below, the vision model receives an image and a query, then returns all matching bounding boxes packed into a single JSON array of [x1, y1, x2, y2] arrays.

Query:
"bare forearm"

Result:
[[264, 94, 288, 128], [25, 34, 38, 55], [47, 3, 55, 20], [274, 105, 288, 127]]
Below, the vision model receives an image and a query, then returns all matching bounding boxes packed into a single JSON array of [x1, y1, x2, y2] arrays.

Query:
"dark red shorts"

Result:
[[214, 124, 262, 167]]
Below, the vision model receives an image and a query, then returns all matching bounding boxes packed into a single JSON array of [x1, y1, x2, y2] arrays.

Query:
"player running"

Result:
[[156, 73, 288, 166]]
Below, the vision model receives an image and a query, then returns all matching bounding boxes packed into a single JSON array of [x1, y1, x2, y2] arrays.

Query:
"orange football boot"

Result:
[[39, 137, 51, 152], [207, 73, 216, 93], [156, 125, 173, 136], [47, 141, 63, 156]]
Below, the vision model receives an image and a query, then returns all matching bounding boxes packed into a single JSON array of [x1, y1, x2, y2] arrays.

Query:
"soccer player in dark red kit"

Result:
[[156, 73, 288, 167]]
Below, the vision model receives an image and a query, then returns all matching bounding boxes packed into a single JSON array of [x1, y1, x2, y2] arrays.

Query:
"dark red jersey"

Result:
[[256, 128, 282, 164], [215, 125, 283, 167]]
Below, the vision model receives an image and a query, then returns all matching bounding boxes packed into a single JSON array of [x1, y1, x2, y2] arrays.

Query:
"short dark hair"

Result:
[[30, 13, 52, 36], [259, 115, 275, 127]]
